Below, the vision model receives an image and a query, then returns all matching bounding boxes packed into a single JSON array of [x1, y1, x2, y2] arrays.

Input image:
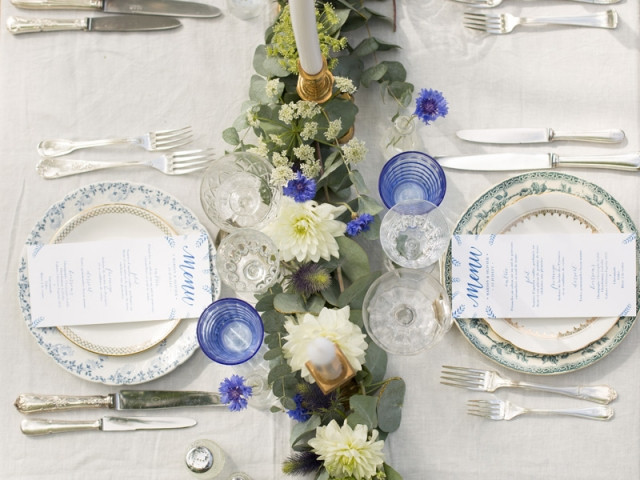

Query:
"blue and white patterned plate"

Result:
[[444, 171, 638, 375], [18, 182, 221, 385]]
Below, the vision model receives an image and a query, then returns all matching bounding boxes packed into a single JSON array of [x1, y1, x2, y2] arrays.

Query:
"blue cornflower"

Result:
[[286, 393, 311, 422], [346, 213, 374, 237], [414, 88, 448, 125], [218, 374, 253, 412], [283, 172, 316, 202]]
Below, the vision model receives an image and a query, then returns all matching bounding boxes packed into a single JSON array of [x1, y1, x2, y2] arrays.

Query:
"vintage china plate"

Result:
[[444, 172, 638, 374], [18, 182, 220, 385], [52, 203, 182, 356]]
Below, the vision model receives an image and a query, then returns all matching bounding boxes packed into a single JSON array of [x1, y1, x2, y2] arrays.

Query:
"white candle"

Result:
[[307, 337, 342, 381], [289, 0, 324, 75]]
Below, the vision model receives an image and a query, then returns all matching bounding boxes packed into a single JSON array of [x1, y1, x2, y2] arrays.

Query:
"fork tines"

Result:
[[440, 365, 487, 390], [151, 126, 193, 150], [466, 399, 501, 417], [463, 11, 500, 32]]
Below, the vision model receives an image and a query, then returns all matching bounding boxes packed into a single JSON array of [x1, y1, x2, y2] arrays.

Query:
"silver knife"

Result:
[[21, 415, 196, 436], [7, 15, 181, 34], [456, 128, 625, 144], [11, 0, 222, 18], [436, 152, 640, 172], [15, 391, 222, 413]]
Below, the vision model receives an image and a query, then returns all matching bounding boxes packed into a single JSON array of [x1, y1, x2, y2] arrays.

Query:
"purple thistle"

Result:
[[283, 171, 316, 202], [414, 88, 448, 125], [291, 263, 331, 297], [286, 393, 311, 422], [218, 374, 253, 412], [346, 213, 374, 237]]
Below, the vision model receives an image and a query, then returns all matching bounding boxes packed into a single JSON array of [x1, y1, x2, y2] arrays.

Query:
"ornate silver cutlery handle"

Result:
[[15, 393, 114, 413], [511, 382, 617, 404], [21, 418, 103, 436], [37, 157, 142, 178], [7, 16, 88, 34]]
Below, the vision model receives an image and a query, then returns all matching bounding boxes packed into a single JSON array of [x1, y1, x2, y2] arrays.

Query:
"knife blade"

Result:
[[11, 0, 222, 18], [435, 152, 640, 172], [21, 415, 196, 435], [15, 391, 223, 413], [6, 15, 181, 34], [456, 128, 625, 144]]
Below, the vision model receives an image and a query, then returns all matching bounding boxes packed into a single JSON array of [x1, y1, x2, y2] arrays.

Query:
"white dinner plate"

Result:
[[52, 203, 182, 356], [18, 182, 220, 385], [444, 172, 638, 374]]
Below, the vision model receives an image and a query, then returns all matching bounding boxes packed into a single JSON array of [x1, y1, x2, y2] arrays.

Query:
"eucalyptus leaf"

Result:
[[274, 293, 308, 314], [261, 310, 286, 333], [386, 81, 415, 108], [349, 395, 378, 429], [222, 127, 240, 146], [349, 170, 369, 195], [273, 374, 299, 401], [338, 270, 382, 309], [377, 378, 406, 433], [315, 468, 330, 480], [353, 37, 379, 57], [327, 9, 350, 35], [253, 44, 289, 78], [336, 236, 371, 283], [358, 195, 385, 215], [361, 63, 387, 88], [383, 463, 403, 480], [380, 61, 407, 83], [268, 363, 292, 385], [321, 281, 340, 306], [263, 347, 283, 361], [349, 308, 363, 328], [290, 415, 321, 448], [307, 295, 327, 315], [254, 293, 275, 312], [364, 340, 387, 384]]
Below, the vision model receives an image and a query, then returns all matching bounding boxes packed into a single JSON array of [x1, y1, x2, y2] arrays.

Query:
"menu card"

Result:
[[451, 233, 636, 319], [27, 234, 212, 327]]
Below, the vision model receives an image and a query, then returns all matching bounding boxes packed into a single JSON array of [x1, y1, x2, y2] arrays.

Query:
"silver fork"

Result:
[[36, 149, 216, 179], [463, 9, 618, 34], [467, 399, 614, 421], [441, 366, 617, 404], [451, 0, 620, 8], [37, 126, 193, 157]]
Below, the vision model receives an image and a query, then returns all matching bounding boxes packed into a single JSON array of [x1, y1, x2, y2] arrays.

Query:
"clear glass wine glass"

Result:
[[380, 199, 450, 270], [215, 229, 280, 294], [362, 268, 452, 355], [200, 151, 281, 232]]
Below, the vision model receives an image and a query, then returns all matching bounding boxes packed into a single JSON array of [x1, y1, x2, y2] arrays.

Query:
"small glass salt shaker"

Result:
[[185, 439, 225, 479]]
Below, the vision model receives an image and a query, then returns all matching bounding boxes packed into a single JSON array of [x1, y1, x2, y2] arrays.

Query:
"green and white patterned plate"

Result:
[[444, 171, 638, 375]]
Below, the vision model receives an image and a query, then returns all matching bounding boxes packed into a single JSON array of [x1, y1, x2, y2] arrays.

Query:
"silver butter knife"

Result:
[[15, 391, 222, 413], [11, 0, 222, 18], [436, 152, 640, 172], [21, 415, 196, 436], [7, 15, 181, 34], [456, 128, 625, 144]]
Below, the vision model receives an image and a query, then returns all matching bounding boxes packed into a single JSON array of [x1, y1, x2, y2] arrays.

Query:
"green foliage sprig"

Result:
[[222, 2, 413, 478]]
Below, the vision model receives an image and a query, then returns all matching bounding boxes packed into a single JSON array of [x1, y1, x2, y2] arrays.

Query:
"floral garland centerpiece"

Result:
[[218, 1, 427, 479]]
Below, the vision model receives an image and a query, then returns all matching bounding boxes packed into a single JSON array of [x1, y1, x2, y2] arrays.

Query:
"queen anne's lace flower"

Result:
[[334, 76, 357, 95], [282, 306, 367, 382], [342, 137, 367, 165], [270, 165, 296, 187], [263, 197, 346, 262], [293, 144, 316, 163], [324, 119, 342, 141], [308, 420, 384, 480]]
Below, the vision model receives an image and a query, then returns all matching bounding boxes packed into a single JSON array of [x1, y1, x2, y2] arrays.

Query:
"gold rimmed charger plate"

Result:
[[51, 203, 181, 356]]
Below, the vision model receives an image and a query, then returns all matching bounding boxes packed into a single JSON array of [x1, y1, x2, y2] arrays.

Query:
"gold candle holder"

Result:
[[297, 57, 334, 104], [305, 344, 356, 395]]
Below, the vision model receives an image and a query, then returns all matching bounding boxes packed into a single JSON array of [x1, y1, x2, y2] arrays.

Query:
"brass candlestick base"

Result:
[[305, 345, 356, 395], [297, 58, 334, 104]]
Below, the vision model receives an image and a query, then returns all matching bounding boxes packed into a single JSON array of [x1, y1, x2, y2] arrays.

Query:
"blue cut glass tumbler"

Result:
[[197, 299, 264, 365], [378, 151, 446, 209]]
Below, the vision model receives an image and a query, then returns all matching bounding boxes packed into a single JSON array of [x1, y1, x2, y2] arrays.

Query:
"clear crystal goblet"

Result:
[[380, 199, 450, 270], [362, 268, 452, 355], [200, 151, 281, 232], [215, 229, 280, 294]]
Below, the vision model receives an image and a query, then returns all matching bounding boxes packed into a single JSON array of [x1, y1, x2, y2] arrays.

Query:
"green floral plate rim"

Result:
[[443, 171, 638, 375]]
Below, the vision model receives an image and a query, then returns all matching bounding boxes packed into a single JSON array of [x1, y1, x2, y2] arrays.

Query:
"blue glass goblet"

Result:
[[197, 299, 264, 365], [378, 151, 447, 208]]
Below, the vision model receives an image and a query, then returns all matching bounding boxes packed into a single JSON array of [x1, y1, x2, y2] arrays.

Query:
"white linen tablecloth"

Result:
[[1, 0, 638, 478]]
